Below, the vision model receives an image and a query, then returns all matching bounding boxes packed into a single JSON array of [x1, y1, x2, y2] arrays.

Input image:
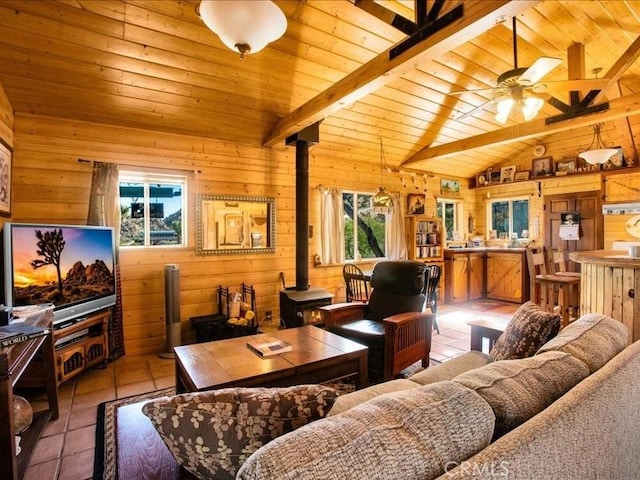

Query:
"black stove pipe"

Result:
[[295, 139, 309, 290]]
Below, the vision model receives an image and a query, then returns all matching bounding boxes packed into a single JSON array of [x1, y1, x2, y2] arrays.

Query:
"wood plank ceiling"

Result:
[[0, 0, 639, 179]]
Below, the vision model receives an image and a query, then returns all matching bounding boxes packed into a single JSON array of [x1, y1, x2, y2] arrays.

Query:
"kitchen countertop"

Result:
[[445, 247, 527, 253], [570, 250, 640, 267]]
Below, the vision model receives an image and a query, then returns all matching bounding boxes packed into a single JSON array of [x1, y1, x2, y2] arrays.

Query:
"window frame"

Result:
[[436, 197, 463, 241], [342, 189, 388, 262], [485, 195, 530, 238], [118, 170, 187, 248]]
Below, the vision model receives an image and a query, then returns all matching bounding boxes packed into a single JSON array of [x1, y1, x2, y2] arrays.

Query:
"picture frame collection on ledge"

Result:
[[475, 147, 630, 188]]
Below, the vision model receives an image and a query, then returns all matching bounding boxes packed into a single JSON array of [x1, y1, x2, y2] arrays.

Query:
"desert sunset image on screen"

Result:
[[11, 226, 115, 307]]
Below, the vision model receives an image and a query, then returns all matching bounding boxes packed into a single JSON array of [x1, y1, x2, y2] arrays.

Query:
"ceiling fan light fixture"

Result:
[[578, 123, 617, 165], [495, 97, 514, 124], [522, 95, 544, 121], [198, 0, 287, 58]]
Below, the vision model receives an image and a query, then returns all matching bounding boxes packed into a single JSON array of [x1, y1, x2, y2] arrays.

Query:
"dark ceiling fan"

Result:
[[451, 17, 607, 123]]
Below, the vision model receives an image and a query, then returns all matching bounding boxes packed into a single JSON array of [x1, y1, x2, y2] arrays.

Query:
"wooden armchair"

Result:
[[321, 261, 433, 382]]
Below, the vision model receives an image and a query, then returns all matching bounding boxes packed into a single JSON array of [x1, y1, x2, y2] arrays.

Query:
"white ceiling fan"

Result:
[[451, 17, 606, 123]]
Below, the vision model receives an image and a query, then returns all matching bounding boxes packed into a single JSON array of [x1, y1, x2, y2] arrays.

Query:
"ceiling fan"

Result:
[[451, 17, 605, 123]]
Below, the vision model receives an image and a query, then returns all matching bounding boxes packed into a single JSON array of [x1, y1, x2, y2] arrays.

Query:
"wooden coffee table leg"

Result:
[[356, 353, 368, 389]]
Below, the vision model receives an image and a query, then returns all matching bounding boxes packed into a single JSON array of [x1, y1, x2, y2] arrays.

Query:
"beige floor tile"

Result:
[[154, 375, 176, 390], [68, 404, 97, 430], [149, 362, 175, 379], [116, 379, 156, 398], [62, 424, 95, 456], [42, 412, 70, 437], [58, 448, 94, 480], [72, 387, 116, 409], [75, 368, 115, 394], [29, 432, 64, 464], [23, 458, 60, 480], [115, 367, 152, 386]]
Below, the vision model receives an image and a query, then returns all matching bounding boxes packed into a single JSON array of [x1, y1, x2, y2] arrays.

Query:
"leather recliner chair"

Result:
[[321, 260, 434, 382]]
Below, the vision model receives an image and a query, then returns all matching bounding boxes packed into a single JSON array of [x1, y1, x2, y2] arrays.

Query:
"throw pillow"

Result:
[[536, 313, 628, 373], [142, 384, 338, 480], [488, 301, 560, 362], [454, 351, 589, 439], [237, 381, 495, 480]]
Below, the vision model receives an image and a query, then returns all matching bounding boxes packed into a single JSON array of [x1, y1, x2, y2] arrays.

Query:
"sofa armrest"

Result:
[[467, 317, 508, 353], [382, 312, 434, 380], [320, 303, 368, 329]]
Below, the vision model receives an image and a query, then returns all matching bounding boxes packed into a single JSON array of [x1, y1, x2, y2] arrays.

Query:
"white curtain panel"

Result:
[[386, 192, 408, 260], [320, 188, 344, 265]]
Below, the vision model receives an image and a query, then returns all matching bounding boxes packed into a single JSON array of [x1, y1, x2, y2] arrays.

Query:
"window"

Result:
[[119, 171, 187, 247], [487, 197, 529, 238], [436, 199, 461, 241], [343, 192, 386, 261]]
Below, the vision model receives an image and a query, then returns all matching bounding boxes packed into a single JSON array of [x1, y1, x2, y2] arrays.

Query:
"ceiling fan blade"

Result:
[[520, 57, 562, 85], [456, 97, 498, 121], [540, 78, 611, 92], [448, 87, 498, 96]]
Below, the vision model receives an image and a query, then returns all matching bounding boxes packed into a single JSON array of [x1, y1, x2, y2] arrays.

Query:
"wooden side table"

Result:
[[0, 306, 59, 480]]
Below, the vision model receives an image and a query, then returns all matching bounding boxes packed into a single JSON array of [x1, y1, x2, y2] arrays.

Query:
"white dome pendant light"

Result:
[[198, 0, 287, 59]]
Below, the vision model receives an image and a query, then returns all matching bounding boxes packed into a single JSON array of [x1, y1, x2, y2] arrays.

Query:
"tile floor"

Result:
[[22, 299, 519, 480]]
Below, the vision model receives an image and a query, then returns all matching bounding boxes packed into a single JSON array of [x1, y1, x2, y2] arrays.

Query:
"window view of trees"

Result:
[[490, 198, 529, 238], [343, 192, 386, 261]]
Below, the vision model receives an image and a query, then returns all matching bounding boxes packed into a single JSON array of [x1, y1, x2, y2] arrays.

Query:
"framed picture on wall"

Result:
[[532, 156, 553, 178], [407, 193, 426, 214], [500, 165, 516, 183], [440, 179, 460, 195], [0, 139, 12, 216], [514, 170, 530, 181]]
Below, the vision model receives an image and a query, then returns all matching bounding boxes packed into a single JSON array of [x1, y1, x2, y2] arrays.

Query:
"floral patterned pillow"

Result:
[[488, 301, 561, 362], [142, 385, 338, 480]]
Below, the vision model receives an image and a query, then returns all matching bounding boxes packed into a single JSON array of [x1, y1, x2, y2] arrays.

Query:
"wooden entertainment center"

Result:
[[53, 308, 110, 385]]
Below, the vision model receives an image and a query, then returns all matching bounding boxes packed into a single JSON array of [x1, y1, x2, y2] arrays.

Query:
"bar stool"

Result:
[[546, 247, 581, 320], [526, 247, 580, 327]]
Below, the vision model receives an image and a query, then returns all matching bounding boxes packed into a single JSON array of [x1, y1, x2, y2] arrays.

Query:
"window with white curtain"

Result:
[[343, 191, 387, 261], [486, 197, 529, 238], [118, 171, 187, 247]]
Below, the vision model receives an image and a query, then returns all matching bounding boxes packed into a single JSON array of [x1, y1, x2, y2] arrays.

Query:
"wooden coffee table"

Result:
[[174, 325, 368, 393]]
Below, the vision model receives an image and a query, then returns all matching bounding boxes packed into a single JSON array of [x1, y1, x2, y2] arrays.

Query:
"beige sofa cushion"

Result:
[[141, 385, 338, 480], [237, 381, 495, 480], [488, 301, 561, 362], [454, 351, 589, 438], [536, 313, 628, 373], [328, 378, 418, 416], [410, 351, 489, 386]]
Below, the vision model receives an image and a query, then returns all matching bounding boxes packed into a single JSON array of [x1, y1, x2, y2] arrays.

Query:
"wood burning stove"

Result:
[[279, 288, 333, 328]]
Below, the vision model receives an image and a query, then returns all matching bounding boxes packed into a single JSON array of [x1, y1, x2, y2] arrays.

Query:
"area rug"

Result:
[[93, 387, 175, 480], [465, 300, 506, 312], [93, 378, 358, 480]]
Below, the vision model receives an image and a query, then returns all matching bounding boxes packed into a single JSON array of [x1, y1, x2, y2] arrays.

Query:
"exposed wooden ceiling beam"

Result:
[[401, 91, 640, 167], [262, 0, 538, 147], [590, 35, 640, 104], [354, 0, 416, 35]]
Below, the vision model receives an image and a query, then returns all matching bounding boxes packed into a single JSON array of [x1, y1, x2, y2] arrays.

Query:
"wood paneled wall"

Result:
[[9, 113, 469, 355]]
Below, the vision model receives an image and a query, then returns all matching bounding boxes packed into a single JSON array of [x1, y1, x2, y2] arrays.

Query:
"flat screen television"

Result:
[[1, 223, 117, 326]]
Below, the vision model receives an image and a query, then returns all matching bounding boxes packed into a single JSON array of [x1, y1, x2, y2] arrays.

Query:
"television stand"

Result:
[[53, 309, 110, 385]]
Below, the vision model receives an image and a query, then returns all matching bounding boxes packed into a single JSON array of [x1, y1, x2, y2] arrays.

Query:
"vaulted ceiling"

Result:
[[1, 0, 640, 179]]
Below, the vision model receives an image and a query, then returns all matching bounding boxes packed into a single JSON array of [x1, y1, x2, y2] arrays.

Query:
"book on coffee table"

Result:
[[0, 323, 48, 348], [247, 337, 292, 357]]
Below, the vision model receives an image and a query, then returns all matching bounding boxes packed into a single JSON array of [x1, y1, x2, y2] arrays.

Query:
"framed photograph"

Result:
[[0, 140, 12, 216], [489, 169, 501, 184], [476, 172, 487, 187], [407, 193, 426, 214], [440, 179, 460, 195], [532, 156, 553, 178], [500, 165, 516, 183], [556, 159, 576, 174], [514, 170, 530, 182]]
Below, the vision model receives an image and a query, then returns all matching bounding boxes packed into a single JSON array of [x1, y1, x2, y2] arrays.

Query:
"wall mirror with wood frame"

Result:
[[196, 194, 276, 255]]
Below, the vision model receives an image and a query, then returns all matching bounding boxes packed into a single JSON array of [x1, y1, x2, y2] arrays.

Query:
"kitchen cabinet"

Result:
[[444, 251, 485, 304], [485, 250, 529, 303]]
